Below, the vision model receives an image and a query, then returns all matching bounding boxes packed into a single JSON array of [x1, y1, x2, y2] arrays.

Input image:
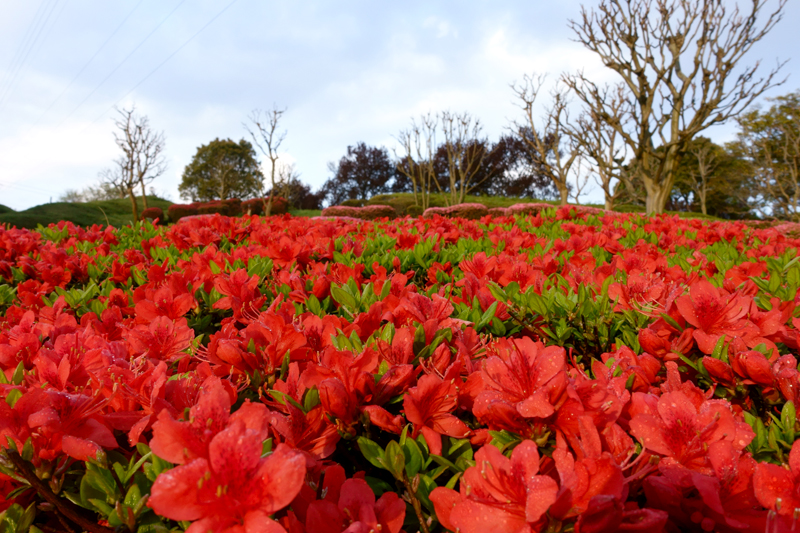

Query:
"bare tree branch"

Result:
[[511, 74, 581, 206], [563, 0, 787, 214], [101, 106, 166, 222], [245, 106, 287, 216]]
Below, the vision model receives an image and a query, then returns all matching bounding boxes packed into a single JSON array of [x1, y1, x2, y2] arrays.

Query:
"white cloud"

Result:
[[423, 17, 457, 39]]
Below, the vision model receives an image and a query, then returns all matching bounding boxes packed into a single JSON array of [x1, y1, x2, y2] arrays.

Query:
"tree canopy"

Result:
[[179, 138, 263, 202], [321, 143, 399, 206]]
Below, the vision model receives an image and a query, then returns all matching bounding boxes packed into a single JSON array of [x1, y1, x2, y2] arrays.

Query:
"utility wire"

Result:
[[0, 0, 50, 103], [32, 0, 144, 127], [0, 0, 61, 115], [59, 0, 188, 126], [0, 178, 63, 197], [84, 0, 240, 130]]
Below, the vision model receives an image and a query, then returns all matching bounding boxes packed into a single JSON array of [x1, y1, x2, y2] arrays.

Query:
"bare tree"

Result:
[[511, 74, 581, 206], [245, 106, 286, 216], [101, 106, 166, 221], [573, 84, 631, 210], [569, 156, 592, 204], [439, 111, 488, 205], [564, 0, 786, 214], [395, 113, 441, 210]]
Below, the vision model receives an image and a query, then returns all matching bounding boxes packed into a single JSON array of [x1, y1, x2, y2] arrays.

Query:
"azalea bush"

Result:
[[1, 208, 800, 532]]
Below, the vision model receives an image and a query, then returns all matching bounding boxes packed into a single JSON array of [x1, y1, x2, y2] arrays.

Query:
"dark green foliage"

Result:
[[179, 138, 263, 202], [0, 196, 171, 229]]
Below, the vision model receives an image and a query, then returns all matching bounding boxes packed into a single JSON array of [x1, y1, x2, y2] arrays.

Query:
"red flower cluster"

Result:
[[1, 210, 799, 533]]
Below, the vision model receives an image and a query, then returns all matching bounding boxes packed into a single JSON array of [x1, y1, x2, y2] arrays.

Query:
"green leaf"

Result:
[[357, 437, 386, 470], [87, 499, 114, 517], [303, 387, 320, 412], [429, 454, 460, 473], [268, 390, 305, 413], [384, 441, 405, 480], [124, 484, 142, 508], [11, 362, 24, 386], [781, 401, 796, 444], [711, 334, 728, 362], [476, 301, 498, 331], [401, 438, 424, 478], [19, 438, 33, 463], [0, 503, 24, 533], [331, 285, 357, 315]]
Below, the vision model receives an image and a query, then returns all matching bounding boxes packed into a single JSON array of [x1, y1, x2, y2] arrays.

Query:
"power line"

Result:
[[0, 0, 63, 114], [0, 0, 60, 115], [0, 1, 50, 101], [0, 178, 62, 197], [85, 0, 240, 130], [58, 0, 188, 127], [32, 0, 143, 127]]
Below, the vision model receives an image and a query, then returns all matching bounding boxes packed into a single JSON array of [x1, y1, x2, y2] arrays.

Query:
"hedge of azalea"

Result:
[[1, 206, 800, 533]]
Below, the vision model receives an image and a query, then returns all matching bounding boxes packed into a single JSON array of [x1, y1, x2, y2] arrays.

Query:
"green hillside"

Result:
[[0, 196, 172, 229], [0, 204, 14, 214]]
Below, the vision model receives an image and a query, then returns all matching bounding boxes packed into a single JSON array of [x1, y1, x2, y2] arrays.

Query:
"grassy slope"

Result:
[[0, 196, 172, 229], [0, 204, 13, 214]]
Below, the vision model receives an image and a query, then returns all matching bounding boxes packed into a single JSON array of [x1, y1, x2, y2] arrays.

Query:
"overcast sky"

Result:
[[0, 0, 796, 211]]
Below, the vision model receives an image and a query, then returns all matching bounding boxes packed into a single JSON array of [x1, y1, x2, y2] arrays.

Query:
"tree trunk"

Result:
[[604, 197, 613, 211], [128, 189, 139, 222], [700, 189, 707, 216], [139, 179, 149, 209], [558, 185, 569, 206], [644, 182, 673, 215]]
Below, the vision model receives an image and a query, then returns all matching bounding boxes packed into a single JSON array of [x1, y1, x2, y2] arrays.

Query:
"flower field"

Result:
[[1, 206, 800, 533]]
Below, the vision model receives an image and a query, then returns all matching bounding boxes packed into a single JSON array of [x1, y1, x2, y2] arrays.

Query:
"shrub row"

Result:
[[242, 197, 289, 216], [320, 204, 397, 219], [166, 197, 288, 222], [422, 203, 489, 219]]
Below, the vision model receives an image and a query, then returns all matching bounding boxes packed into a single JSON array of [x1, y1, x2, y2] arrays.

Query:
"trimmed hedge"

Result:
[[167, 203, 199, 222], [194, 199, 242, 216], [242, 197, 288, 216], [141, 206, 164, 223], [505, 203, 555, 216], [320, 204, 397, 220], [422, 203, 488, 220], [197, 202, 228, 215]]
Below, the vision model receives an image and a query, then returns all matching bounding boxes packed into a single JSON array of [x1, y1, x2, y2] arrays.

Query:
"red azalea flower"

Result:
[[644, 444, 767, 533], [403, 370, 470, 456], [630, 389, 753, 474], [213, 268, 267, 323], [149, 376, 266, 464], [430, 440, 558, 533], [675, 280, 758, 354], [754, 439, 800, 518], [149, 424, 306, 533], [268, 404, 340, 460], [305, 478, 405, 533], [0, 388, 117, 462], [127, 316, 194, 363], [474, 337, 567, 422], [549, 419, 626, 521]]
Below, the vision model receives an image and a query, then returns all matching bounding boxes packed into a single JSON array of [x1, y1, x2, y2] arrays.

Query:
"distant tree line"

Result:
[[66, 0, 795, 221]]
